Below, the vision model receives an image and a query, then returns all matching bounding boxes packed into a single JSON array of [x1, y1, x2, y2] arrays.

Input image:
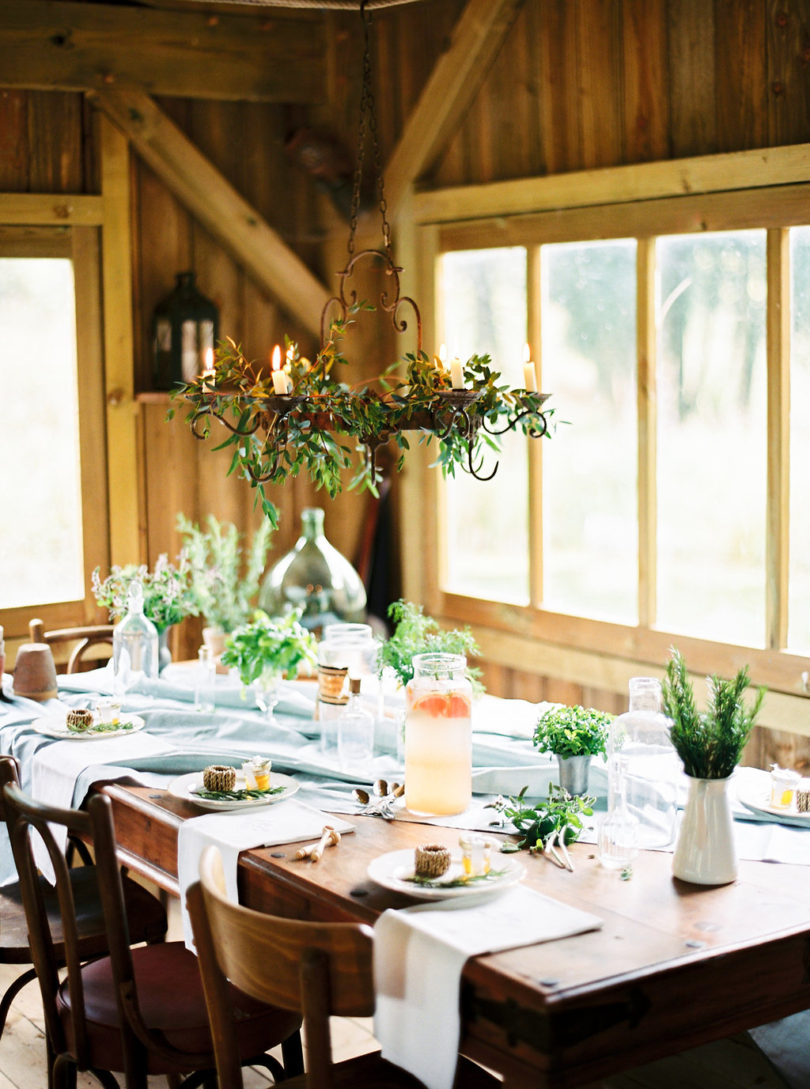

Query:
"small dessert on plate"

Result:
[[66, 709, 94, 733], [414, 844, 451, 879], [202, 765, 236, 792]]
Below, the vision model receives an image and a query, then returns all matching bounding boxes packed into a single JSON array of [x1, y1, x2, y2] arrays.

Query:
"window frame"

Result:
[[411, 176, 810, 710], [0, 225, 109, 636]]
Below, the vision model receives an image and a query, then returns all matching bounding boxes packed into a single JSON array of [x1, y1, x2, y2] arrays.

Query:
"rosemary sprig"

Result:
[[403, 868, 509, 889], [194, 785, 285, 801]]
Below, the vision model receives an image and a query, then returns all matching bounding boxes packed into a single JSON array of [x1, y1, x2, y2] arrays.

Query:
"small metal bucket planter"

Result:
[[557, 754, 591, 796]]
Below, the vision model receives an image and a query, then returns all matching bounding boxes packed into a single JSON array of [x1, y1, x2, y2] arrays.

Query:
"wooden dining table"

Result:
[[99, 779, 810, 1089]]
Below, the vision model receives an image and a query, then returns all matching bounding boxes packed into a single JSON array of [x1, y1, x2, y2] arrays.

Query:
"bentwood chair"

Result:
[[29, 618, 115, 674], [0, 758, 168, 1050], [188, 845, 500, 1089], [3, 782, 303, 1089]]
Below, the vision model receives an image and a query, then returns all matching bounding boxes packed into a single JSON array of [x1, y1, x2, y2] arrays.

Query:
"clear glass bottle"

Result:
[[338, 675, 375, 769], [194, 645, 216, 713], [259, 508, 366, 634], [317, 622, 377, 757], [112, 580, 158, 693], [602, 677, 680, 859], [405, 653, 472, 816]]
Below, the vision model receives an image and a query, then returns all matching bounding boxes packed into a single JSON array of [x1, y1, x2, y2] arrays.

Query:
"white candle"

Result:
[[523, 343, 537, 392], [201, 347, 215, 385], [271, 345, 288, 395], [450, 357, 464, 389]]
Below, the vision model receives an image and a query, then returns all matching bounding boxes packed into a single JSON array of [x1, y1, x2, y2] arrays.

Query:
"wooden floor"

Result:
[[0, 897, 804, 1089]]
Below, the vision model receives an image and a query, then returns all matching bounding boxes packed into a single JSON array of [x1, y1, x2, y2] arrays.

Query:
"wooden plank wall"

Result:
[[3, 0, 810, 755]]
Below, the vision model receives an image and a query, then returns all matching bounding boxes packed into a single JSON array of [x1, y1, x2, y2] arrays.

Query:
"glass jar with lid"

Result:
[[404, 653, 472, 816], [317, 622, 377, 756]]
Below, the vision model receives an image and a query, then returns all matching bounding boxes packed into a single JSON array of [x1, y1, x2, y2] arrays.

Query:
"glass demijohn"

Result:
[[259, 508, 366, 634], [405, 653, 472, 816]]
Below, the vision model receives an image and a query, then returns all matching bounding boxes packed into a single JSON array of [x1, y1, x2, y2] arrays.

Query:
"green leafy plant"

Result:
[[92, 555, 198, 633], [221, 608, 318, 687], [533, 705, 612, 759], [404, 868, 510, 890], [172, 308, 554, 528], [177, 513, 273, 633], [661, 648, 765, 779], [377, 599, 483, 690], [488, 784, 594, 851]]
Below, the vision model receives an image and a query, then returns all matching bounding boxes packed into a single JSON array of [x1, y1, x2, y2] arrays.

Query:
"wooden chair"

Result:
[[0, 757, 168, 1051], [2, 782, 303, 1089], [187, 845, 500, 1089], [29, 618, 115, 674]]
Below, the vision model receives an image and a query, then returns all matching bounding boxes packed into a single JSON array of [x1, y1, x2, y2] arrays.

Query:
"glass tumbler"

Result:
[[404, 653, 472, 815]]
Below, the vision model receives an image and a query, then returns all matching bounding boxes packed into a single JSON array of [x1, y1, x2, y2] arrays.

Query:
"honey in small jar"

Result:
[[769, 765, 800, 810], [459, 834, 493, 877], [242, 757, 272, 791]]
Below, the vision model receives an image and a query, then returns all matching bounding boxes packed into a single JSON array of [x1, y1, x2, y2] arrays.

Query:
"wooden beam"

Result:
[[99, 115, 141, 565], [0, 0, 324, 103], [636, 237, 657, 629], [0, 192, 103, 225], [89, 88, 330, 337], [414, 143, 810, 225], [384, 0, 525, 222]]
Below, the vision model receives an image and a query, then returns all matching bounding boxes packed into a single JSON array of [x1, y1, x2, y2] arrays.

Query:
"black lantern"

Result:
[[152, 271, 219, 390]]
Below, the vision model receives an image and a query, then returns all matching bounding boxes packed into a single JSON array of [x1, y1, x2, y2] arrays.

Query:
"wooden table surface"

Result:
[[100, 781, 810, 1089]]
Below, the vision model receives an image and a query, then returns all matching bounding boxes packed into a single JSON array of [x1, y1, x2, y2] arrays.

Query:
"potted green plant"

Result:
[[221, 609, 317, 720], [662, 648, 765, 885], [92, 555, 198, 670], [177, 514, 273, 654], [533, 705, 613, 796], [377, 599, 483, 689]]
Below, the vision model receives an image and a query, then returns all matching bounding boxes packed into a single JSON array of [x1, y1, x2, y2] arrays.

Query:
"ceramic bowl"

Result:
[[13, 643, 58, 701]]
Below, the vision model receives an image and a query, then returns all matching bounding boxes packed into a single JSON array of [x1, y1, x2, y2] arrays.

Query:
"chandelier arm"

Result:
[[208, 409, 264, 438], [189, 409, 211, 440], [528, 414, 550, 440], [465, 440, 499, 482]]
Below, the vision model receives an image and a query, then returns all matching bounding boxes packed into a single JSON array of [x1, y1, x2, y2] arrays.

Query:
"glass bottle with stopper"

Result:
[[338, 675, 375, 769], [112, 580, 158, 693]]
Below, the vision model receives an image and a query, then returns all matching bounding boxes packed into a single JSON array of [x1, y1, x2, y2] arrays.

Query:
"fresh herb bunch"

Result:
[[662, 648, 765, 779], [377, 599, 483, 690], [533, 705, 612, 759], [221, 608, 318, 687], [488, 784, 594, 852], [177, 513, 273, 633], [92, 555, 198, 633], [404, 868, 508, 889], [174, 307, 554, 528]]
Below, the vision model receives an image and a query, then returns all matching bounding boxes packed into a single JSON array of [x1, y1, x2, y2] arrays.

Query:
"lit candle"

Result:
[[271, 344, 289, 395], [201, 347, 215, 386], [523, 343, 537, 392], [450, 357, 464, 389]]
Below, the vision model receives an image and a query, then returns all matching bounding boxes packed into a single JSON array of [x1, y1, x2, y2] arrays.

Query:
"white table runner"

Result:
[[177, 800, 354, 948], [374, 885, 602, 1089]]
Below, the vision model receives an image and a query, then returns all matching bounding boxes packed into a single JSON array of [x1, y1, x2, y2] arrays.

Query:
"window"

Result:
[[429, 186, 810, 680], [0, 228, 108, 629]]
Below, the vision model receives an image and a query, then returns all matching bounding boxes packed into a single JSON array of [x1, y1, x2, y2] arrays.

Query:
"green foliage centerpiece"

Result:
[[377, 599, 483, 690], [533, 705, 612, 796], [221, 609, 318, 720]]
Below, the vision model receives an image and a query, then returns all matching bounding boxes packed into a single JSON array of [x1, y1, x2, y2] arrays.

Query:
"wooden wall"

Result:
[[3, 0, 810, 760]]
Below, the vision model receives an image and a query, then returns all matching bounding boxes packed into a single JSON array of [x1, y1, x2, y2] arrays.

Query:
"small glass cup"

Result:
[[95, 697, 122, 726], [769, 766, 800, 810], [458, 834, 493, 877]]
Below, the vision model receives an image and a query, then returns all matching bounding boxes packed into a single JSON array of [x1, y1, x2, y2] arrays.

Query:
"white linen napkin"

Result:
[[374, 885, 602, 1089], [29, 732, 174, 880], [177, 800, 354, 948]]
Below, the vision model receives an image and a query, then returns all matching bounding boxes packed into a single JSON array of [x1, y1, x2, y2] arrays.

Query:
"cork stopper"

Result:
[[349, 675, 362, 696]]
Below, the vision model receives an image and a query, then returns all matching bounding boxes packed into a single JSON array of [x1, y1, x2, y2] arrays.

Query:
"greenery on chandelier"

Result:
[[172, 305, 553, 528]]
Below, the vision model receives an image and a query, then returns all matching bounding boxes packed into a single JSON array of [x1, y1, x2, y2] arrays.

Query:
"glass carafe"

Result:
[[602, 677, 680, 856], [259, 508, 366, 634], [317, 622, 377, 757], [405, 653, 472, 816]]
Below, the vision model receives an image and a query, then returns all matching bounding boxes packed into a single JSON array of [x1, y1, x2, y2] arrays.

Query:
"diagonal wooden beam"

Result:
[[384, 0, 525, 220], [0, 0, 324, 103], [89, 88, 330, 337]]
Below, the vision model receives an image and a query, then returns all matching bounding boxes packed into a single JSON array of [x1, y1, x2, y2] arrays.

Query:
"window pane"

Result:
[[541, 239, 638, 623], [0, 258, 84, 607], [789, 226, 810, 652], [656, 231, 766, 646], [439, 248, 529, 603]]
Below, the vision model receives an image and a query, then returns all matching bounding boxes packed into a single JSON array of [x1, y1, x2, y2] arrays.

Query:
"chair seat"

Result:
[[57, 940, 301, 1075], [281, 1050, 500, 1089], [0, 866, 166, 964]]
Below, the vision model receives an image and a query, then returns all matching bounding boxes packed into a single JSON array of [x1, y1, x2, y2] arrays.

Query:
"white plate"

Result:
[[169, 770, 299, 811], [736, 784, 810, 829], [367, 848, 525, 901], [32, 713, 145, 741]]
